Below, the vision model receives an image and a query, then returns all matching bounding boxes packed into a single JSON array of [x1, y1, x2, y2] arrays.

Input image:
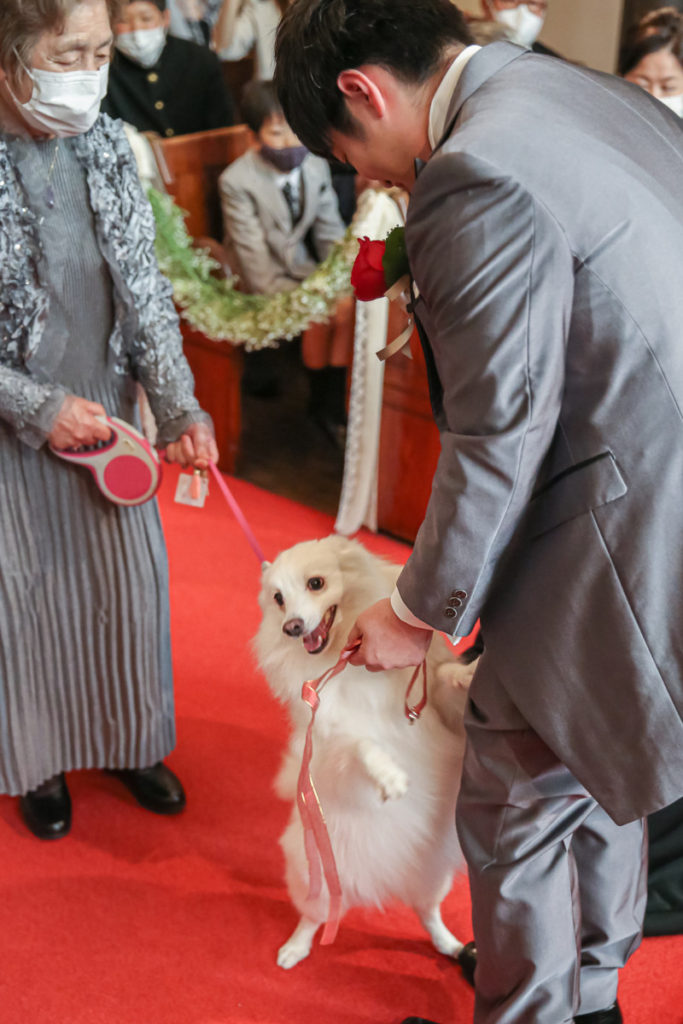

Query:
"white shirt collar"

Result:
[[428, 45, 482, 150]]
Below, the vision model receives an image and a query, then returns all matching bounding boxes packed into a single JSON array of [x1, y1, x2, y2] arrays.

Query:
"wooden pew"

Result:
[[377, 303, 441, 543], [150, 125, 252, 473]]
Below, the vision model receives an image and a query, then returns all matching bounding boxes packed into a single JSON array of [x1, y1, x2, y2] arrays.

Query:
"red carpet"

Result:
[[1, 464, 682, 1024]]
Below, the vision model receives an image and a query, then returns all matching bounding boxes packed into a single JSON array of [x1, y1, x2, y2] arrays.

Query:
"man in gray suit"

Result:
[[274, 1, 683, 1022]]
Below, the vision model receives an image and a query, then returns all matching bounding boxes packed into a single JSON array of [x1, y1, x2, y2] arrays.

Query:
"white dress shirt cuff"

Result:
[[390, 587, 435, 630], [390, 587, 463, 647]]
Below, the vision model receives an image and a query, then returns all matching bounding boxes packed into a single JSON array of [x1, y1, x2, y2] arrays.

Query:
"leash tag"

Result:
[[174, 472, 209, 508]]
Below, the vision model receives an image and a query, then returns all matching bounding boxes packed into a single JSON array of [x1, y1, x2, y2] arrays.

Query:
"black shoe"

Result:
[[401, 1019, 441, 1024], [19, 773, 71, 839], [457, 940, 477, 988], [107, 762, 186, 815], [575, 1003, 622, 1023]]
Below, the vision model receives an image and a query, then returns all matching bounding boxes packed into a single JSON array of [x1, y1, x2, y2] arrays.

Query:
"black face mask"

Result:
[[260, 143, 309, 173]]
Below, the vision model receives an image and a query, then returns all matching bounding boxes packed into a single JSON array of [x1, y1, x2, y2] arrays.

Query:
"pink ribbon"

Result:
[[297, 642, 428, 946], [207, 460, 267, 566], [297, 642, 359, 944]]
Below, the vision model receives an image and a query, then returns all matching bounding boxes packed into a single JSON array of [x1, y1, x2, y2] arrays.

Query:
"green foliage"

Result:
[[148, 187, 357, 351], [381, 226, 409, 288]]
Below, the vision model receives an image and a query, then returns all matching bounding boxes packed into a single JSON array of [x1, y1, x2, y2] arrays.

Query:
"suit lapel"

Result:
[[433, 42, 528, 155]]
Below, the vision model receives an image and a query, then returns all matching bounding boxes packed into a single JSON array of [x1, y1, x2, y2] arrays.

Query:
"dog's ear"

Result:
[[261, 560, 271, 574]]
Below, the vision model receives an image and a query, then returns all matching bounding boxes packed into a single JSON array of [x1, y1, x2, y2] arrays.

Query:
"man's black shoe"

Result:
[[20, 773, 71, 839], [575, 1003, 622, 1023], [457, 940, 477, 987], [107, 762, 186, 815]]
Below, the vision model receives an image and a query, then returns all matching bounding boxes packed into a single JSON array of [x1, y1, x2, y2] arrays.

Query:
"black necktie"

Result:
[[282, 180, 301, 224]]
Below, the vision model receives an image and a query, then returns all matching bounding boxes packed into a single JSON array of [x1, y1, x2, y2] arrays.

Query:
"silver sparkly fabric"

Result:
[[0, 114, 210, 449]]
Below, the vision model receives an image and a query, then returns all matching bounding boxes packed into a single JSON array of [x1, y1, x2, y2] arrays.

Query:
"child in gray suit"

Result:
[[219, 81, 354, 443]]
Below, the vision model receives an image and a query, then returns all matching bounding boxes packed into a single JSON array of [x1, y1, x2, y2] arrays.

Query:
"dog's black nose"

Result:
[[283, 618, 305, 637]]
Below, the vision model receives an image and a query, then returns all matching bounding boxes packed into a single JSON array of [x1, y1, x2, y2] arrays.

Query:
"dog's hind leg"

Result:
[[277, 914, 322, 969], [416, 903, 463, 958]]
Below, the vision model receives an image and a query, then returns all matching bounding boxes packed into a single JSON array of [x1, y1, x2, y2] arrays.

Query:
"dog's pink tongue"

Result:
[[303, 623, 324, 653]]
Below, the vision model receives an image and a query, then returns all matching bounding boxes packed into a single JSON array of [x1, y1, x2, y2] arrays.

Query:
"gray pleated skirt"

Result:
[[0, 371, 175, 796]]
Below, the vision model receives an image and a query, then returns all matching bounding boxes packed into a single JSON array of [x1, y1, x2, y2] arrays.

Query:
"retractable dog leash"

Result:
[[54, 419, 429, 947], [49, 415, 162, 506]]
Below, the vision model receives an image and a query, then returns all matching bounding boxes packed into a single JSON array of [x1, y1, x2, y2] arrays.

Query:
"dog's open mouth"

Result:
[[302, 605, 337, 655]]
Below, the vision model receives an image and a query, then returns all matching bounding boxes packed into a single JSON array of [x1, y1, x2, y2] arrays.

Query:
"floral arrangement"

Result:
[[148, 186, 358, 351]]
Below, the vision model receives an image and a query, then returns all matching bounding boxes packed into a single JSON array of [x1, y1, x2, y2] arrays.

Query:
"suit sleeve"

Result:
[[396, 152, 574, 636], [219, 168, 295, 294], [310, 161, 345, 261]]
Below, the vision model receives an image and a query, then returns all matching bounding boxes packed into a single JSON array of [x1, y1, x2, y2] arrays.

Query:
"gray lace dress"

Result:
[[0, 129, 207, 796]]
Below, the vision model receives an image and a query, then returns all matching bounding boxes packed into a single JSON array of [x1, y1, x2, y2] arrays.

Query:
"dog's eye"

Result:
[[307, 577, 324, 591], [274, 591, 284, 607]]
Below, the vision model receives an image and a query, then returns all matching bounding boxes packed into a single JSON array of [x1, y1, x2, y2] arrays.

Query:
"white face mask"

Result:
[[115, 27, 166, 68], [659, 92, 683, 117], [494, 5, 545, 47], [8, 63, 109, 137]]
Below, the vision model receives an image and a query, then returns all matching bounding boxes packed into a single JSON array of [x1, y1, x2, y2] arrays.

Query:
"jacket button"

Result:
[[147, 72, 159, 83], [451, 590, 467, 600], [444, 607, 457, 618], [448, 597, 462, 608], [154, 100, 164, 110]]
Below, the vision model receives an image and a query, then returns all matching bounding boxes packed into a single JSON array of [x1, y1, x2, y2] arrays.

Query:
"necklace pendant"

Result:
[[45, 185, 55, 210]]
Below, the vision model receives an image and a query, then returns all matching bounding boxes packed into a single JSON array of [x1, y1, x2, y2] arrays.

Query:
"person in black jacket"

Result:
[[102, 0, 235, 137]]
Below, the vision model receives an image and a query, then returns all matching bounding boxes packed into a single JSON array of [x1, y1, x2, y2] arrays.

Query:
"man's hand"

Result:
[[347, 598, 433, 671], [164, 421, 219, 469]]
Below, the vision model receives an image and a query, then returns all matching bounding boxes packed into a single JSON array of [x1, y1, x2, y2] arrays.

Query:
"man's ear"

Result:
[[336, 69, 386, 120]]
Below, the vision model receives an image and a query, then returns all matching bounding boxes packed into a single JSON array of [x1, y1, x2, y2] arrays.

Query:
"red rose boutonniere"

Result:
[[351, 226, 413, 360], [351, 227, 409, 302]]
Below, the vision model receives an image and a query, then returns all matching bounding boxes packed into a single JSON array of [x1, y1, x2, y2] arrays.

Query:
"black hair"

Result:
[[619, 6, 683, 76], [273, 0, 473, 157], [240, 79, 284, 134]]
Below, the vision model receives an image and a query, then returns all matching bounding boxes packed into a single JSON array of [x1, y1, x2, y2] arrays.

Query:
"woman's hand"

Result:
[[47, 395, 112, 450], [164, 421, 219, 469]]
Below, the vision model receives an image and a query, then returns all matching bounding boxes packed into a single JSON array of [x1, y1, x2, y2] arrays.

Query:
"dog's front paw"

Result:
[[375, 764, 409, 802], [358, 740, 409, 802]]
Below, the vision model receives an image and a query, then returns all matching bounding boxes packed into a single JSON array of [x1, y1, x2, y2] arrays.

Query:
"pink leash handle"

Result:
[[207, 460, 267, 566]]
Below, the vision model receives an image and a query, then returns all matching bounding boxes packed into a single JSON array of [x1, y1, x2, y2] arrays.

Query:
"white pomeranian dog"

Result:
[[253, 535, 475, 970]]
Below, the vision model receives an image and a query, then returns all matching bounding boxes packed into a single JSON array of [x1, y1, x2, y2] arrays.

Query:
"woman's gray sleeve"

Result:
[[0, 364, 67, 448]]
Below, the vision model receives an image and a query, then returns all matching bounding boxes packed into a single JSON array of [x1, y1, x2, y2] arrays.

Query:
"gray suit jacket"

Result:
[[218, 148, 344, 294], [397, 42, 683, 823]]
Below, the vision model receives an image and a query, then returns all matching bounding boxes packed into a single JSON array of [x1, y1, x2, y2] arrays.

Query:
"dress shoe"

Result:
[[575, 1003, 622, 1023], [457, 940, 477, 987], [19, 773, 71, 839], [401, 1019, 441, 1024], [106, 761, 186, 815]]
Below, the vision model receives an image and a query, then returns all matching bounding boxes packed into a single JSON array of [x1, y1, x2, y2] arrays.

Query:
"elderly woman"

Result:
[[0, 0, 218, 839], [620, 6, 683, 117]]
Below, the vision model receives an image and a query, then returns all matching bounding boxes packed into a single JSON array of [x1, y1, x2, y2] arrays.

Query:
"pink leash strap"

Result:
[[208, 460, 267, 565], [297, 642, 359, 945], [298, 643, 428, 946]]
